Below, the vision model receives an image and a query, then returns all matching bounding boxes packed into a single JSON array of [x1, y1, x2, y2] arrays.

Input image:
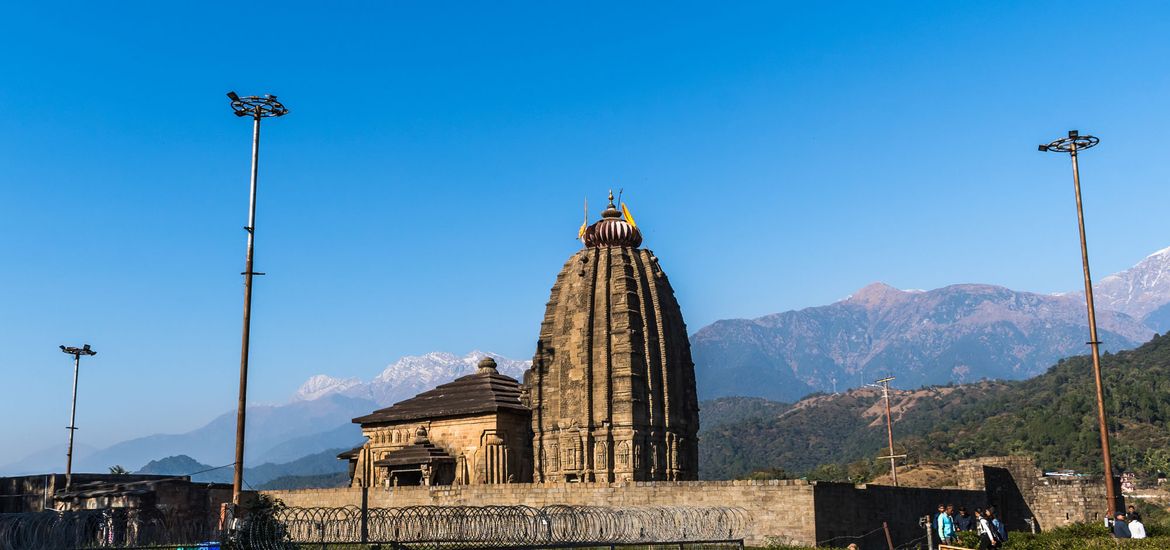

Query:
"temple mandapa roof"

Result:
[[352, 357, 528, 425]]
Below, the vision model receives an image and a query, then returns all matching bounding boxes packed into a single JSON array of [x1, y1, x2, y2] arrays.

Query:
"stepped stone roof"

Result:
[[352, 357, 528, 425], [372, 427, 455, 466]]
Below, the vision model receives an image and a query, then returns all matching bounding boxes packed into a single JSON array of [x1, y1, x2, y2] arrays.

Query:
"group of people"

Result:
[[934, 504, 1005, 549], [934, 502, 1149, 547], [1108, 505, 1147, 539]]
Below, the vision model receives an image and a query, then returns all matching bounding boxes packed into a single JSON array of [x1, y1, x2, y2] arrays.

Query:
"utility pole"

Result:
[[1039, 130, 1118, 516], [60, 344, 96, 492], [872, 376, 905, 486], [226, 91, 288, 507]]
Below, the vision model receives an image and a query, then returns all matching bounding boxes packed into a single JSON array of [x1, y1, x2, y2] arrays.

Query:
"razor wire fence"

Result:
[[239, 505, 748, 549], [0, 504, 747, 550]]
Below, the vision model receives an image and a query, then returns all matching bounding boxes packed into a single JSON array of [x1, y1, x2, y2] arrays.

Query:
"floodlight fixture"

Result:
[[227, 91, 288, 119], [1039, 130, 1099, 154]]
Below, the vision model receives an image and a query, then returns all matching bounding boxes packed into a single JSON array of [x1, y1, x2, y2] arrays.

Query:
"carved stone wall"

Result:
[[524, 245, 700, 482], [352, 412, 531, 488]]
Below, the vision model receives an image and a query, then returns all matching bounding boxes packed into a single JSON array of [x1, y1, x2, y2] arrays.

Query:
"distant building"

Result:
[[345, 192, 701, 486], [1, 472, 232, 519]]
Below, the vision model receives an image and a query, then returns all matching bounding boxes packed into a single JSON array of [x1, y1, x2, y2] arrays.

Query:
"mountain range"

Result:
[[293, 351, 529, 404], [691, 246, 1170, 402], [698, 331, 1170, 481], [134, 448, 350, 488], [0, 351, 526, 478]]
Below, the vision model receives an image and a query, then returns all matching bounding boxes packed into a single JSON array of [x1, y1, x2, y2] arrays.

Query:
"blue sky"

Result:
[[2, 2, 1169, 465]]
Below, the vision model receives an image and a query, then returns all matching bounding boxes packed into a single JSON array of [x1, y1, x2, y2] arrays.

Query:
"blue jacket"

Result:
[[938, 513, 956, 539]]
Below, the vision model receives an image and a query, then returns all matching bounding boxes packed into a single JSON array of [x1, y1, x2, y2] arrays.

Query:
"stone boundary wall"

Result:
[[956, 456, 1120, 532], [263, 481, 989, 546], [1031, 477, 1109, 531], [264, 480, 816, 546]]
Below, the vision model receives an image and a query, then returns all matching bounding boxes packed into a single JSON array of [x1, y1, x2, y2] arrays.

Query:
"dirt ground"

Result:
[[868, 462, 957, 488]]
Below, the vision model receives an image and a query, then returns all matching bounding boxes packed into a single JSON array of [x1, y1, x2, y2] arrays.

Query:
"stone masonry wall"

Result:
[[263, 481, 988, 546], [264, 480, 816, 546], [1030, 478, 1110, 531], [955, 456, 1120, 532]]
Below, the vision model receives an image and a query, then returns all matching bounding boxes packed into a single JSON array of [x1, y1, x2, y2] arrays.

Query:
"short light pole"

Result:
[[226, 91, 288, 507], [1039, 130, 1118, 516], [60, 344, 96, 492]]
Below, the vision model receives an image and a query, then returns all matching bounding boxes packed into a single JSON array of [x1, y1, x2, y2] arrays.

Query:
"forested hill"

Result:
[[699, 332, 1170, 481]]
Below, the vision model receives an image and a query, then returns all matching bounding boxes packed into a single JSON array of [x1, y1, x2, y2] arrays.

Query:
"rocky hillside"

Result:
[[699, 332, 1170, 481]]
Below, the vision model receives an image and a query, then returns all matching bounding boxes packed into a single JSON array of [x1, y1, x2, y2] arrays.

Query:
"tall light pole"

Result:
[[226, 91, 288, 507], [871, 376, 904, 486], [1039, 130, 1118, 516], [59, 344, 96, 492]]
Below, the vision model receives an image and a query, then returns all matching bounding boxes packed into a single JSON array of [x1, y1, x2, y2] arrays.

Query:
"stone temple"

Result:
[[525, 194, 699, 482], [344, 192, 700, 486]]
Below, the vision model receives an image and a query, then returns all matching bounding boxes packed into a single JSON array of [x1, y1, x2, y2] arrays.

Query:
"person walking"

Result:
[[976, 509, 1000, 549], [938, 504, 956, 545], [989, 509, 1006, 545]]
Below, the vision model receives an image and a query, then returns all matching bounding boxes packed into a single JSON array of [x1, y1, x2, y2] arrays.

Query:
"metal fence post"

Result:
[[925, 515, 934, 550], [361, 485, 369, 543]]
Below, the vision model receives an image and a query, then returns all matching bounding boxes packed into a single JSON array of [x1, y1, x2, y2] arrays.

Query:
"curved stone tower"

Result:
[[523, 193, 699, 482]]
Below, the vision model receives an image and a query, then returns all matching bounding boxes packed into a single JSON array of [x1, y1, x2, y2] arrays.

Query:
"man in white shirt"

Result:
[[1129, 519, 1147, 539]]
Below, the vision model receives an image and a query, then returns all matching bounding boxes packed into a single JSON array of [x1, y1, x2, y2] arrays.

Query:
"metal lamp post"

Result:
[[226, 91, 288, 506], [60, 344, 96, 492], [1038, 130, 1118, 516]]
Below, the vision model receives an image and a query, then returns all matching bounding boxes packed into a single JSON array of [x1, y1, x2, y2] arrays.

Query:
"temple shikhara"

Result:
[[343, 192, 700, 487]]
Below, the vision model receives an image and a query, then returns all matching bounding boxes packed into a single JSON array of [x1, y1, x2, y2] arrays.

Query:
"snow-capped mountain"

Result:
[[294, 351, 530, 406], [1091, 246, 1170, 332], [295, 375, 363, 401]]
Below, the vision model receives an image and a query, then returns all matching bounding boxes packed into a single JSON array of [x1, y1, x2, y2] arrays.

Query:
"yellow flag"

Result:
[[621, 202, 637, 229], [578, 196, 588, 241]]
